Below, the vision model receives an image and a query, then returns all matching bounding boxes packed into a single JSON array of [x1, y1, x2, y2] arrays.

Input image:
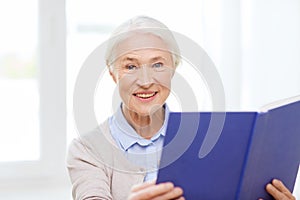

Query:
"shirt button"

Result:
[[139, 168, 145, 172]]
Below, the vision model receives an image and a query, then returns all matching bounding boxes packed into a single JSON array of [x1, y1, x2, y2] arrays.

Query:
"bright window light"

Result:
[[0, 0, 39, 161]]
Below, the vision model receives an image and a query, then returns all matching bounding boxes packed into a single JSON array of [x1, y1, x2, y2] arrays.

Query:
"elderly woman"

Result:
[[67, 16, 295, 200]]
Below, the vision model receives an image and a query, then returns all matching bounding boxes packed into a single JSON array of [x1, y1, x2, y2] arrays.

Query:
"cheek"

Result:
[[117, 75, 136, 99], [154, 73, 173, 90], [161, 86, 171, 100]]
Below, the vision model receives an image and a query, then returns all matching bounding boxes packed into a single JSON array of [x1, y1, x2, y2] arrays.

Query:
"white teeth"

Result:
[[135, 92, 156, 98]]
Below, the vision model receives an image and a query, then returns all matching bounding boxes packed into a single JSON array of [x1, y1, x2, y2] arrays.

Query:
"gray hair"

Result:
[[105, 16, 181, 69]]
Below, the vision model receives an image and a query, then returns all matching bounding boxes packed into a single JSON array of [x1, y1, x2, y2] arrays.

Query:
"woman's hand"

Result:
[[128, 181, 185, 200], [260, 179, 296, 200]]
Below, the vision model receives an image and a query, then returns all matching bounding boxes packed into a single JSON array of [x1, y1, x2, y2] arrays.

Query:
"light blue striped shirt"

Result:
[[109, 104, 169, 182]]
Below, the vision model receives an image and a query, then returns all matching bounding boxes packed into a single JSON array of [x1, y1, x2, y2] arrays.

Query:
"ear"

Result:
[[108, 66, 118, 83], [170, 65, 176, 78]]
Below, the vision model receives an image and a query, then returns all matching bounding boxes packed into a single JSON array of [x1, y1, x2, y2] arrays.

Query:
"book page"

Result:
[[259, 95, 300, 113]]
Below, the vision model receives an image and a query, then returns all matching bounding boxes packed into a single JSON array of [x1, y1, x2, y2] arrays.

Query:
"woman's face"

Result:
[[110, 33, 175, 116]]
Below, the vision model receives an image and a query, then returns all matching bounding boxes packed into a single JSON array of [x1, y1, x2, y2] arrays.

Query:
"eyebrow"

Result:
[[121, 56, 167, 63], [121, 57, 138, 62]]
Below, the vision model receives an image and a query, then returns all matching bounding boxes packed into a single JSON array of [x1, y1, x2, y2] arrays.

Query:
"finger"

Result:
[[131, 180, 156, 192], [272, 180, 292, 195], [174, 196, 185, 200], [129, 182, 174, 200], [266, 183, 286, 200], [151, 187, 184, 200], [271, 179, 295, 199]]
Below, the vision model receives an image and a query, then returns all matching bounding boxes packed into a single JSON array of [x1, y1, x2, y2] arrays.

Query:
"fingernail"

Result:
[[273, 179, 281, 184], [266, 183, 272, 190], [165, 182, 174, 189], [174, 187, 183, 195]]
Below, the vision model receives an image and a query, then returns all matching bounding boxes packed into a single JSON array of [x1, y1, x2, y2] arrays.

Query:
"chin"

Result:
[[132, 104, 164, 116]]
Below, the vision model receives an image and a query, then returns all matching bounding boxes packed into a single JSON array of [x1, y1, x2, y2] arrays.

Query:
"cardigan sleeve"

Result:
[[67, 138, 113, 200]]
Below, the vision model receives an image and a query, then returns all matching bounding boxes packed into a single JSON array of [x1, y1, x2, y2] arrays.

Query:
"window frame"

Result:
[[0, 0, 67, 185]]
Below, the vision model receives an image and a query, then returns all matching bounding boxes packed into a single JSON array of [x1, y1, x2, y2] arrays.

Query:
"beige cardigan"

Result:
[[67, 120, 147, 200]]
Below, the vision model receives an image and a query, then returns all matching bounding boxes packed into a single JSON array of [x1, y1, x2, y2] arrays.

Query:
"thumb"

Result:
[[131, 180, 156, 192]]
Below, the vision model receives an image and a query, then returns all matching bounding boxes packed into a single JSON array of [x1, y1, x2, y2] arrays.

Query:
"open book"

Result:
[[157, 95, 300, 200]]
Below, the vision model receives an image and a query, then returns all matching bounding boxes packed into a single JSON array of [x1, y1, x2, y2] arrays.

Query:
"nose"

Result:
[[137, 65, 154, 87]]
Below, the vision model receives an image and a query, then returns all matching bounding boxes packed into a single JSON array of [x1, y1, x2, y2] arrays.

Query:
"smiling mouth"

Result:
[[133, 92, 158, 99]]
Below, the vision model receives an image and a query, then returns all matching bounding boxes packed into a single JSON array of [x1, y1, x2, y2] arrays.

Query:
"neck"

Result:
[[122, 105, 165, 139]]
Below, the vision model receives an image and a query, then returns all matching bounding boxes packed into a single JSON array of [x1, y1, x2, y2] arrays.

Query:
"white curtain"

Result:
[[200, 0, 300, 111]]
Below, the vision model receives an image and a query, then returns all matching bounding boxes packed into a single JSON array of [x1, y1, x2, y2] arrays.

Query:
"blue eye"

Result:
[[152, 62, 166, 71], [126, 65, 138, 70], [152, 62, 163, 68]]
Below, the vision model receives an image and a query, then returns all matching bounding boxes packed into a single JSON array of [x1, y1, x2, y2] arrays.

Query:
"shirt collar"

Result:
[[112, 104, 170, 151]]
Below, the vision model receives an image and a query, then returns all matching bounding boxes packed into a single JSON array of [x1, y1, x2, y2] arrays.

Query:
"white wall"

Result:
[[200, 0, 300, 111], [240, 0, 300, 110]]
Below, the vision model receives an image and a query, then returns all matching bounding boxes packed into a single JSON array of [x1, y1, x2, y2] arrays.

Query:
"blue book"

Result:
[[157, 96, 300, 199]]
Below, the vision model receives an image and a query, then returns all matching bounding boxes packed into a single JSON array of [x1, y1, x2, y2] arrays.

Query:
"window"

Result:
[[0, 0, 67, 185], [0, 0, 39, 162]]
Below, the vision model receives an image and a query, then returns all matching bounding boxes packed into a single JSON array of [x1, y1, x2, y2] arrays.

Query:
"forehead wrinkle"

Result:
[[122, 51, 170, 62]]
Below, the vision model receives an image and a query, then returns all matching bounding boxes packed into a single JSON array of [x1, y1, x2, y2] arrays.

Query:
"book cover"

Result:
[[157, 96, 300, 199]]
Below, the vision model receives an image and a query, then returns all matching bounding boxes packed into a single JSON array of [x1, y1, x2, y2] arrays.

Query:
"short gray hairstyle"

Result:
[[105, 16, 181, 69]]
